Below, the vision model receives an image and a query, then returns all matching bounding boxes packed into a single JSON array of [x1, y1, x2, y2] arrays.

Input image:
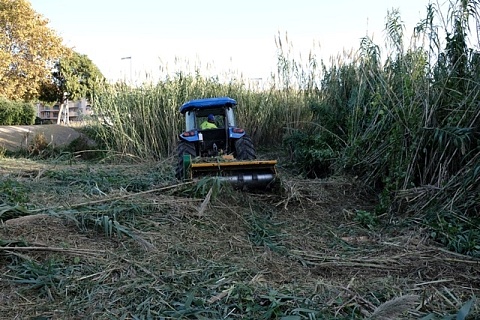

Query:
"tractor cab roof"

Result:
[[180, 97, 237, 114]]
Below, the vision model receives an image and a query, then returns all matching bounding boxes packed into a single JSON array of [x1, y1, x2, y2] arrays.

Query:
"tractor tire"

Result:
[[175, 141, 196, 180], [234, 135, 256, 160]]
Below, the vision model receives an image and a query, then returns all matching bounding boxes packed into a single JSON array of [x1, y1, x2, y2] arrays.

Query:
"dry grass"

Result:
[[0, 158, 478, 319]]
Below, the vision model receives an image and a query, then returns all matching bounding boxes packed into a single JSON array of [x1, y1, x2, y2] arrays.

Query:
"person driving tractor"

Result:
[[200, 114, 217, 130]]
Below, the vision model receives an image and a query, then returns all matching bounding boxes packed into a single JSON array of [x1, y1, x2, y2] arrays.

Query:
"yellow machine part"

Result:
[[189, 159, 278, 188], [191, 160, 277, 170]]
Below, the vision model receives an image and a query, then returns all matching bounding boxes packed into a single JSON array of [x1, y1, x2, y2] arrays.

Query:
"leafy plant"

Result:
[[429, 214, 480, 257], [247, 213, 287, 254], [0, 179, 29, 204], [94, 214, 133, 238], [283, 128, 339, 178], [354, 209, 378, 229], [65, 135, 98, 159], [8, 258, 74, 300], [0, 98, 36, 125], [181, 176, 231, 199]]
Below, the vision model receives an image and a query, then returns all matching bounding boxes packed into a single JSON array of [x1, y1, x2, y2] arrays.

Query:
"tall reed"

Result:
[[280, 1, 479, 254], [91, 60, 314, 159]]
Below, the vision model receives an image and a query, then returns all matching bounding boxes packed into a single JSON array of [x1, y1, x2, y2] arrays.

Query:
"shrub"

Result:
[[27, 133, 50, 156], [0, 98, 35, 125]]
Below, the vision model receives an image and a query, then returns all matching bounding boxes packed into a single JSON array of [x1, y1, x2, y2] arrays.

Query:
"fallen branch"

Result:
[[30, 181, 195, 212]]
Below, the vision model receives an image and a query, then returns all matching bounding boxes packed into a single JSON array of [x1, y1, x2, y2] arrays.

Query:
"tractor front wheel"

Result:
[[234, 135, 256, 160], [175, 141, 196, 180]]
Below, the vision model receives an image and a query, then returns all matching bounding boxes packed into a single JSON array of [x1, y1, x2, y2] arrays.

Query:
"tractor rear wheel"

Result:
[[175, 141, 196, 180], [234, 135, 256, 160]]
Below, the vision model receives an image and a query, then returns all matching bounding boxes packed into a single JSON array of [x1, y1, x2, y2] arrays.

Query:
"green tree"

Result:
[[0, 0, 68, 101], [52, 51, 106, 102]]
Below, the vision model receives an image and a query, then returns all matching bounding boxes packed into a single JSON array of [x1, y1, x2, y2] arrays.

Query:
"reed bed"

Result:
[[274, 2, 480, 258], [91, 56, 314, 160]]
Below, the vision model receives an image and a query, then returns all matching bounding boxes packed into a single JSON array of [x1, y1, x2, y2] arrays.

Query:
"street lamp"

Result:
[[121, 56, 132, 84]]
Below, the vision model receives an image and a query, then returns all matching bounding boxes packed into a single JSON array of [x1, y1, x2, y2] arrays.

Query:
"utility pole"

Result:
[[121, 56, 132, 84]]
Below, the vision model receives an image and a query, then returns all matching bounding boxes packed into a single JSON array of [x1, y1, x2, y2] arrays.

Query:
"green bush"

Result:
[[19, 102, 36, 125], [283, 128, 339, 178], [0, 98, 35, 125]]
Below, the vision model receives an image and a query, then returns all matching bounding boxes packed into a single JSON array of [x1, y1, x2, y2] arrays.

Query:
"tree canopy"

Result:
[[0, 0, 68, 101], [52, 52, 106, 102]]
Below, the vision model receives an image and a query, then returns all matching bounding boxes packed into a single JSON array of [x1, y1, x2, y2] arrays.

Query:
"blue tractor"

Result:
[[175, 97, 277, 188]]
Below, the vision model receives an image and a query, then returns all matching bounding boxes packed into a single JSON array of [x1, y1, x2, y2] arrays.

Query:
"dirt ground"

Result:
[[0, 124, 82, 151], [0, 157, 479, 319]]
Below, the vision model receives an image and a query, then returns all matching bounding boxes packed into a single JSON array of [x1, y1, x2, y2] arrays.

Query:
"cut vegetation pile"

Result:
[[0, 158, 478, 319]]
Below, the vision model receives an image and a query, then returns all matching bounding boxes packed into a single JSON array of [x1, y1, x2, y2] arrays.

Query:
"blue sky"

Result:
[[29, 0, 430, 82]]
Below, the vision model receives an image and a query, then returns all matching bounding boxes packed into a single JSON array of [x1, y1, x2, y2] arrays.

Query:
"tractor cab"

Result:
[[179, 97, 244, 157], [182, 97, 236, 131]]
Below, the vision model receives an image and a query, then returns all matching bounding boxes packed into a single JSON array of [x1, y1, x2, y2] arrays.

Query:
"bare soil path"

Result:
[[0, 124, 82, 151]]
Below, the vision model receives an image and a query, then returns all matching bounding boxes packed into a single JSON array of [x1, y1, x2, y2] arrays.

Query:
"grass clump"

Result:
[[0, 178, 30, 204], [7, 258, 77, 301]]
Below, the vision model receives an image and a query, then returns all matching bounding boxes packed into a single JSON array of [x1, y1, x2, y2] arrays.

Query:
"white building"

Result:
[[37, 98, 92, 124]]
